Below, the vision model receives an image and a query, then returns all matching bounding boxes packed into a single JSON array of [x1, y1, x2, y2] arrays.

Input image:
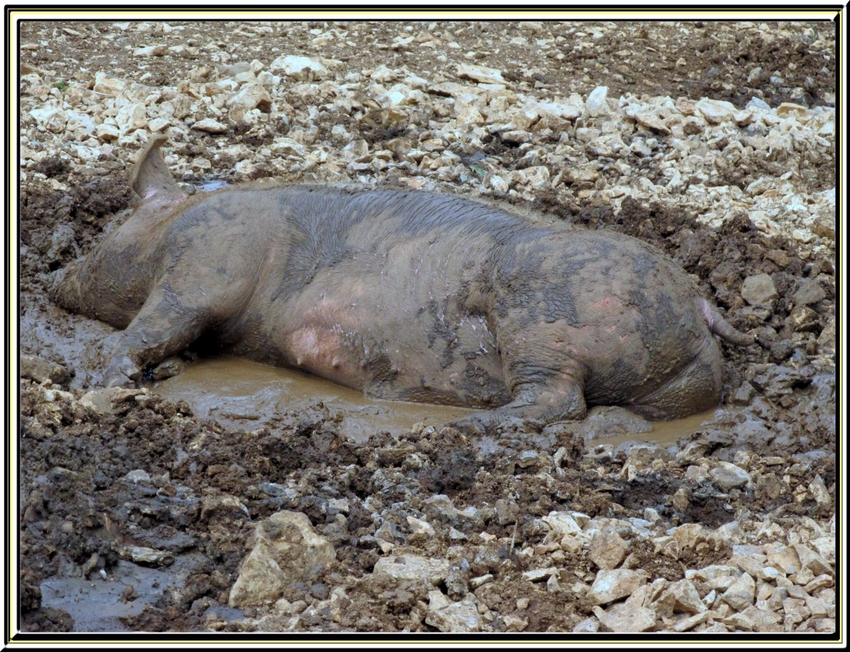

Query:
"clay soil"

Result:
[[16, 18, 837, 636]]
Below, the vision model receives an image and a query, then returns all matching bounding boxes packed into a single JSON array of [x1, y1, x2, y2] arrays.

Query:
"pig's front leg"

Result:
[[443, 376, 587, 435], [442, 316, 590, 434], [103, 283, 211, 387]]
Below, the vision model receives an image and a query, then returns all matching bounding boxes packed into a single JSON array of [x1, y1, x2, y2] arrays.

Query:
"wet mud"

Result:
[[19, 171, 835, 632]]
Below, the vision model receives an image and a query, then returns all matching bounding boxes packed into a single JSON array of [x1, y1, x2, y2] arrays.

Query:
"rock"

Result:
[[817, 318, 835, 354], [536, 99, 582, 121], [455, 104, 486, 125], [407, 515, 436, 539], [695, 98, 736, 124], [20, 355, 68, 384], [227, 84, 272, 122], [514, 165, 550, 190], [133, 45, 168, 56], [738, 606, 782, 631], [765, 249, 792, 268], [456, 63, 505, 85], [500, 130, 532, 144], [573, 617, 600, 632], [118, 545, 173, 566], [733, 110, 754, 126], [672, 611, 712, 632], [115, 102, 148, 134], [586, 86, 609, 116], [767, 545, 801, 575], [625, 105, 671, 134], [594, 602, 656, 632], [741, 274, 778, 308], [470, 574, 493, 589], [732, 382, 756, 405], [775, 102, 808, 118], [200, 494, 249, 519], [587, 569, 647, 605], [542, 511, 583, 538], [811, 215, 835, 240], [785, 305, 820, 332], [746, 97, 771, 110], [65, 111, 96, 135], [522, 567, 558, 582], [804, 593, 829, 618], [424, 494, 460, 520], [657, 579, 707, 615], [709, 461, 751, 490], [191, 118, 229, 134], [79, 387, 147, 415], [424, 592, 481, 632], [782, 596, 809, 625], [722, 611, 755, 631], [373, 553, 450, 585], [147, 117, 170, 132], [20, 62, 48, 76], [502, 614, 529, 631], [809, 475, 832, 506], [517, 450, 539, 469], [583, 406, 655, 440], [271, 55, 328, 80], [93, 72, 125, 96], [793, 543, 833, 577], [670, 523, 704, 551], [124, 469, 151, 484], [621, 441, 672, 470], [29, 106, 67, 133], [730, 553, 779, 581], [721, 572, 755, 610], [589, 530, 628, 570], [792, 280, 826, 307], [229, 511, 335, 608], [96, 123, 121, 141], [444, 566, 469, 599]]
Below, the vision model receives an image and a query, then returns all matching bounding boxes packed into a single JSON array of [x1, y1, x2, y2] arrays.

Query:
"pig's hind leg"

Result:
[[103, 283, 213, 387]]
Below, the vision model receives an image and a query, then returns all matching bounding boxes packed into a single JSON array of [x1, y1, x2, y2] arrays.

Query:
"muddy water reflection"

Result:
[[153, 356, 720, 446]]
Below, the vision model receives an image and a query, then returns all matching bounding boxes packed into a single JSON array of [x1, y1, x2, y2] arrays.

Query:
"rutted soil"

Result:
[[16, 19, 836, 635]]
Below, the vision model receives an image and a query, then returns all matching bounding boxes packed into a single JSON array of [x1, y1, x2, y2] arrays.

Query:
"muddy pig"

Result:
[[52, 135, 753, 433]]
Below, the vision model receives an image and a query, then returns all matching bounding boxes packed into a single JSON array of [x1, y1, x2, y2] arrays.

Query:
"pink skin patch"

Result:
[[589, 296, 618, 311], [289, 327, 345, 371]]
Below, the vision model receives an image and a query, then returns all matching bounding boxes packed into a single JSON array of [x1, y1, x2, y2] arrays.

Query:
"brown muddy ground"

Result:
[[16, 19, 837, 635]]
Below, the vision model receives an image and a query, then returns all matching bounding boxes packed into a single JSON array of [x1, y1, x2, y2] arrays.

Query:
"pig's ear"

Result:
[[130, 134, 187, 202]]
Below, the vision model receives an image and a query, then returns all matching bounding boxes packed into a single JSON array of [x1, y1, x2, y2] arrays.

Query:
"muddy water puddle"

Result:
[[152, 356, 476, 443], [596, 409, 721, 449], [152, 356, 720, 447]]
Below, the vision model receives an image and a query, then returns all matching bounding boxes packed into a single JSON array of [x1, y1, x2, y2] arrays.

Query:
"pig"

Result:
[[52, 135, 753, 433]]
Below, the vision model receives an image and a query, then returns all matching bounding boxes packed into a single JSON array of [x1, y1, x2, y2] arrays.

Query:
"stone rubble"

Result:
[[20, 28, 834, 256], [19, 369, 837, 632]]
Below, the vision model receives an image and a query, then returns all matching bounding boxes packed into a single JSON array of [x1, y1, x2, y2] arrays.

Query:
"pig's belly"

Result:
[[280, 306, 510, 408]]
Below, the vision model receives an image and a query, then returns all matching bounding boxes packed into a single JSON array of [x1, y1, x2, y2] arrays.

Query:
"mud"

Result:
[[16, 18, 836, 636]]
